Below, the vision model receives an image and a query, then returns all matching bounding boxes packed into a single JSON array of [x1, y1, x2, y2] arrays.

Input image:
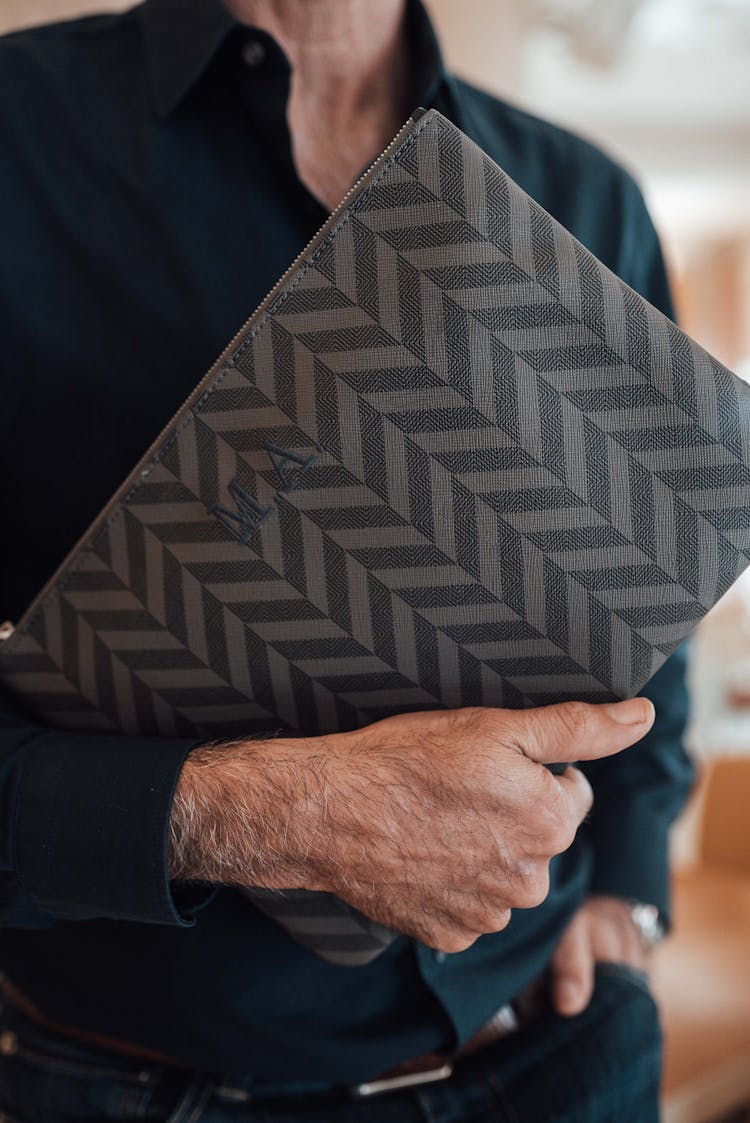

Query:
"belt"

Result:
[[352, 1000, 529, 1098], [353, 975, 546, 1098], [0, 974, 545, 1101]]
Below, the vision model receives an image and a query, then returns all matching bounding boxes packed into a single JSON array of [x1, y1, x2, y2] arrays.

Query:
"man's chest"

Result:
[[0, 144, 327, 618]]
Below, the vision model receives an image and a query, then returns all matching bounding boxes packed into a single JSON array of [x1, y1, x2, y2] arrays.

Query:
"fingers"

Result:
[[510, 765, 592, 859], [423, 902, 513, 954], [586, 896, 650, 972], [513, 698, 655, 766], [551, 913, 595, 1017], [384, 896, 513, 954], [554, 764, 594, 828]]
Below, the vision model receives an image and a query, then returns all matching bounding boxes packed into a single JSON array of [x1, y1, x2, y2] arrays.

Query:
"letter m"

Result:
[[211, 478, 273, 546]]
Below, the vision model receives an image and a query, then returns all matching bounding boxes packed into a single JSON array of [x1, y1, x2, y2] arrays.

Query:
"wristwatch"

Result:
[[629, 902, 666, 950]]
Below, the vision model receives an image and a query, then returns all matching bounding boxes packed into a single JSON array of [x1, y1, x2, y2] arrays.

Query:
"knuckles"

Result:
[[574, 769, 595, 817], [520, 700, 593, 762], [422, 907, 513, 954], [457, 706, 512, 744], [430, 930, 480, 954], [507, 860, 550, 909], [460, 904, 513, 935], [530, 801, 578, 856], [482, 906, 512, 933]]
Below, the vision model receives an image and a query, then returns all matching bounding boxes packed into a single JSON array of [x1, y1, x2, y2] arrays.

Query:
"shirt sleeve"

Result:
[[579, 175, 695, 920], [0, 685, 213, 927]]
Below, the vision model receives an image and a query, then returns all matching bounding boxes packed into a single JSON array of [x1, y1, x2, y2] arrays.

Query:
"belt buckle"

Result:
[[350, 1062, 454, 1098]]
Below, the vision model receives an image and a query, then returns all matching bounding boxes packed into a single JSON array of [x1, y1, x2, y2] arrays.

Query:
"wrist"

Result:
[[168, 737, 333, 890]]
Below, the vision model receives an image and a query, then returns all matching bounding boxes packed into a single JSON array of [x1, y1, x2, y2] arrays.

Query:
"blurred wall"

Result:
[[0, 0, 129, 32], [427, 0, 750, 373]]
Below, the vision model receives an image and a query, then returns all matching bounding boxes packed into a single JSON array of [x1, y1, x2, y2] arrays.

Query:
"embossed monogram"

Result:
[[211, 441, 316, 545]]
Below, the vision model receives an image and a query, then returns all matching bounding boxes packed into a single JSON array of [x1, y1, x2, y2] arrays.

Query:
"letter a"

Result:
[[265, 441, 315, 493]]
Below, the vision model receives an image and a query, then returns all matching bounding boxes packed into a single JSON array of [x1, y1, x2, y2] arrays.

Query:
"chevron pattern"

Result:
[[3, 110, 750, 964]]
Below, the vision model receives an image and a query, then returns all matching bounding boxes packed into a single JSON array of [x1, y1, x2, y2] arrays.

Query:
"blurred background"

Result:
[[1, 1, 749, 1120]]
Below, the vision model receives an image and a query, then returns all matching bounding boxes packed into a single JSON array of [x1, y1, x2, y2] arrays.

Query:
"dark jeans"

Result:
[[0, 963, 662, 1123]]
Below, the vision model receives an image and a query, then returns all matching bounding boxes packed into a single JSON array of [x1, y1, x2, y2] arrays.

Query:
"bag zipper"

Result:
[[0, 108, 433, 650]]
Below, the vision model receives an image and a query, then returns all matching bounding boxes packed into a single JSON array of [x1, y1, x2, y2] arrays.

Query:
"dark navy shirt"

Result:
[[0, 0, 693, 1087]]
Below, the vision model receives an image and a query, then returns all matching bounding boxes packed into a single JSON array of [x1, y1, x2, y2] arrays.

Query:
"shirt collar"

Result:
[[140, 0, 238, 119], [140, 0, 447, 120]]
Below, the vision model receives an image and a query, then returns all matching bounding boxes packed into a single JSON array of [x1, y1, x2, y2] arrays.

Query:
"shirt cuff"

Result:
[[14, 730, 210, 925]]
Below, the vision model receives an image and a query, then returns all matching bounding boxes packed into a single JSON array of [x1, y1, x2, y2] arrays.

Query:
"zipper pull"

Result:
[[0, 622, 15, 643]]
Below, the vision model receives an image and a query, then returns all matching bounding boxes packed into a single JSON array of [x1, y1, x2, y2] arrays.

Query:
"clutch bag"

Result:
[[2, 108, 749, 964]]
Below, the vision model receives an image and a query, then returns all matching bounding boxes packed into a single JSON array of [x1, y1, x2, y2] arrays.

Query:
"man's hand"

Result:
[[169, 698, 654, 953], [551, 896, 651, 1017]]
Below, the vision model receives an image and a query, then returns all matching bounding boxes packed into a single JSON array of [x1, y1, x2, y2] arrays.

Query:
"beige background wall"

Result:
[[3, 0, 132, 31], [0, 0, 129, 32]]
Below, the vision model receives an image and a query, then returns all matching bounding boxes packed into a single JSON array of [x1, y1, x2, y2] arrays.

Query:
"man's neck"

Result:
[[223, 0, 413, 210], [224, 0, 408, 121]]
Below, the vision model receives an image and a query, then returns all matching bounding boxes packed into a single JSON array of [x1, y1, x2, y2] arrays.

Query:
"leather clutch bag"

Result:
[[2, 108, 750, 965]]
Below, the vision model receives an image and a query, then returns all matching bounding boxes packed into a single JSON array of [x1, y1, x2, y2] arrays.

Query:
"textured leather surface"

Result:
[[2, 110, 749, 963]]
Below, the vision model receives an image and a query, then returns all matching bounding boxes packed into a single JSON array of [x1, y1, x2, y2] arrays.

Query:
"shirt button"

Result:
[[242, 40, 266, 68], [433, 950, 447, 965]]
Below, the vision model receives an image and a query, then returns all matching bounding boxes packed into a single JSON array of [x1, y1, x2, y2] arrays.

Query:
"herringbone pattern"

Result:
[[3, 110, 750, 963]]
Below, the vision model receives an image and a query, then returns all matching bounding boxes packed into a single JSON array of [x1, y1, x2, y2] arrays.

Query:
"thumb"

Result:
[[552, 913, 595, 1017], [516, 698, 655, 766]]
